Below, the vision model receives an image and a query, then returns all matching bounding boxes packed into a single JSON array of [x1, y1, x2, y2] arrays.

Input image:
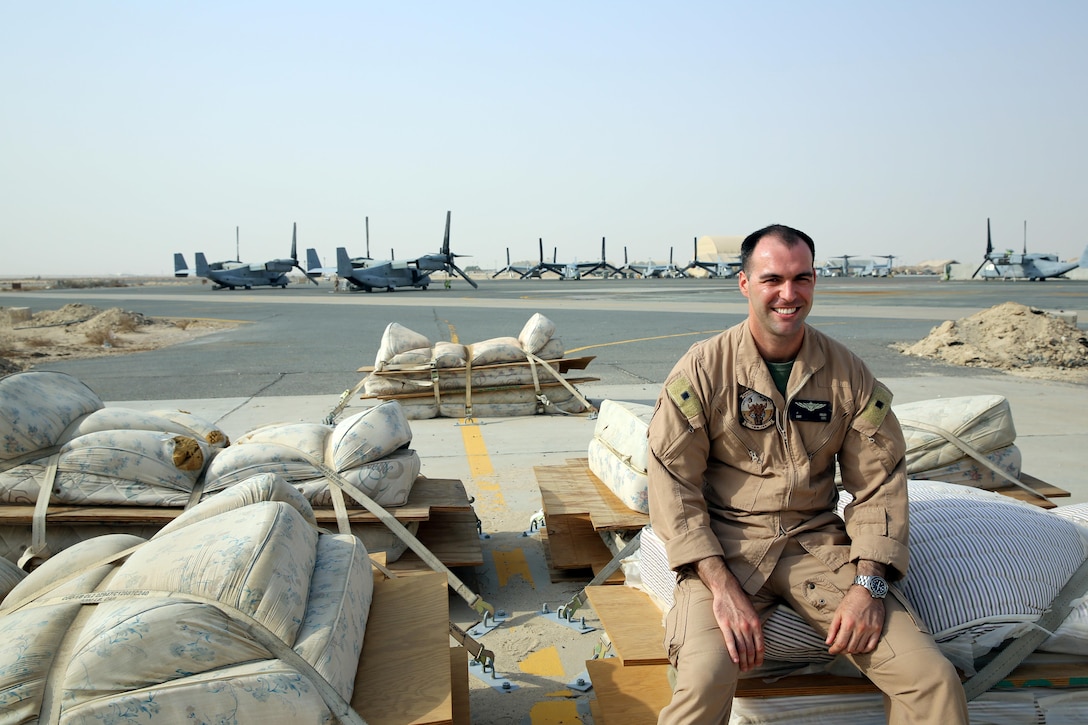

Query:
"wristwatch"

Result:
[[853, 574, 889, 599]]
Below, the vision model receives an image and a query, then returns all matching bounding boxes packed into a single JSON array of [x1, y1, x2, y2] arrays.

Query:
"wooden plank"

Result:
[[0, 477, 471, 526], [450, 646, 470, 725], [994, 661, 1088, 690], [358, 355, 596, 375], [586, 658, 672, 725], [387, 510, 484, 572], [586, 586, 668, 666], [991, 472, 1070, 509], [535, 459, 648, 530], [351, 571, 453, 725], [359, 376, 599, 401]]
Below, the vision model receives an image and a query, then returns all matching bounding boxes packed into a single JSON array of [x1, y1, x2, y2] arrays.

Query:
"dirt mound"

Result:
[[0, 304, 238, 374], [895, 302, 1088, 383]]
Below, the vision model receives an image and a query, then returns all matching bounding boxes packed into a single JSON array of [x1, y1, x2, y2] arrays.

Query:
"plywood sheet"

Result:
[[586, 586, 668, 666], [586, 658, 671, 725], [352, 571, 453, 724]]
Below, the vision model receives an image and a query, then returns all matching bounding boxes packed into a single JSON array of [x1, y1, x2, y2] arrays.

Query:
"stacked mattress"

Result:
[[587, 399, 655, 514], [203, 401, 421, 561], [0, 371, 228, 567], [0, 473, 374, 723], [361, 314, 589, 419], [0, 371, 427, 567], [895, 395, 1021, 489]]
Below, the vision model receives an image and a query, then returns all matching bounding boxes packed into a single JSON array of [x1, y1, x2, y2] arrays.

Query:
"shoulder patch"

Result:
[[666, 376, 702, 420], [858, 382, 893, 429]]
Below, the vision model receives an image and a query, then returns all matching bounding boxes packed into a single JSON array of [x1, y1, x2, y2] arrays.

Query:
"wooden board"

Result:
[[359, 376, 599, 401], [991, 472, 1070, 509], [586, 586, 668, 666], [387, 510, 484, 573], [358, 355, 596, 375], [351, 571, 454, 724], [0, 477, 472, 526], [534, 459, 648, 573], [450, 646, 470, 725], [586, 658, 672, 725], [535, 459, 648, 531]]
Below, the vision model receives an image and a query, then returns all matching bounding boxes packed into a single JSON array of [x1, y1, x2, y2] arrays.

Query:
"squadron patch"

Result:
[[859, 382, 893, 429], [666, 376, 702, 419], [739, 388, 775, 430], [789, 399, 832, 423]]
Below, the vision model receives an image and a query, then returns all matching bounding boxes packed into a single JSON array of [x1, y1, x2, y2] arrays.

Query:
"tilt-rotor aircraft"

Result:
[[680, 237, 740, 278], [972, 219, 1088, 281], [618, 247, 684, 278], [335, 211, 478, 292], [174, 224, 317, 290]]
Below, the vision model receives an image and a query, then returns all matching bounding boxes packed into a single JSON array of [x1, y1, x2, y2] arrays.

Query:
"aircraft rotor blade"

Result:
[[295, 261, 320, 284], [449, 262, 479, 289]]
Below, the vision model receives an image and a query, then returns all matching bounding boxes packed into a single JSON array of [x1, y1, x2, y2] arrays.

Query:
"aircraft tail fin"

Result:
[[195, 252, 210, 277], [336, 247, 353, 277], [1079, 243, 1088, 269], [306, 248, 323, 275], [173, 253, 189, 277]]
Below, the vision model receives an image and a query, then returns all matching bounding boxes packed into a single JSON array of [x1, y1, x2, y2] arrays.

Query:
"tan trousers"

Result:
[[658, 543, 969, 724]]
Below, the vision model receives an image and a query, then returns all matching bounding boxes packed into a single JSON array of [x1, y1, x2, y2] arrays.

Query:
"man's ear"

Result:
[[738, 270, 749, 298]]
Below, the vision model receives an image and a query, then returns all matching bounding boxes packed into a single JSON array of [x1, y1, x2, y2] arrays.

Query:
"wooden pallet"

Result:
[[988, 471, 1070, 509], [584, 584, 1088, 723], [534, 458, 647, 579], [352, 570, 469, 724], [0, 477, 483, 572]]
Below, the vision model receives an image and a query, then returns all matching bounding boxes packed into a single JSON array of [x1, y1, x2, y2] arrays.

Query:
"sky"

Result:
[[3, 2, 1087, 276]]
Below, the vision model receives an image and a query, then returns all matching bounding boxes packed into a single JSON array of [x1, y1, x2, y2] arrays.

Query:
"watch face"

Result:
[[856, 575, 888, 599]]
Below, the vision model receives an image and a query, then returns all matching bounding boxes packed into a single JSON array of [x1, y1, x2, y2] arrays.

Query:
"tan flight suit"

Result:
[[648, 322, 968, 724]]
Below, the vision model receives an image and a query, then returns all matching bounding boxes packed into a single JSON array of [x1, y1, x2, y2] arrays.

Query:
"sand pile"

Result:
[[896, 302, 1088, 383], [0, 303, 238, 373]]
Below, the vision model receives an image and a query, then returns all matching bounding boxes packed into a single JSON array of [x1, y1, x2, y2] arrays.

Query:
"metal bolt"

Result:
[[502, 682, 511, 690], [577, 678, 586, 686]]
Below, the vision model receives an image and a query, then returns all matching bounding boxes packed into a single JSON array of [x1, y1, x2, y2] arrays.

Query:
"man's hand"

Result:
[[695, 557, 765, 672], [826, 560, 887, 655]]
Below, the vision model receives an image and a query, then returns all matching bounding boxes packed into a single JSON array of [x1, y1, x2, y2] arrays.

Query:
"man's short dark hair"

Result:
[[740, 224, 816, 273]]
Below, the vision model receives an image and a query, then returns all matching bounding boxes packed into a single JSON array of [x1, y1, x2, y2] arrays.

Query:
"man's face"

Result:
[[737, 235, 816, 360]]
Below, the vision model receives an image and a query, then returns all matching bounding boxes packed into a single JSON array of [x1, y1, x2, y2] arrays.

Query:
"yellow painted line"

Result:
[[439, 318, 460, 343], [458, 422, 495, 478], [520, 646, 565, 676], [530, 700, 582, 723], [566, 329, 723, 355], [492, 548, 534, 588]]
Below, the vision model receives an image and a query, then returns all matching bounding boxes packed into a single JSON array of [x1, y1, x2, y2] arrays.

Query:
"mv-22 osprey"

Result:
[[972, 219, 1088, 281], [174, 225, 317, 290]]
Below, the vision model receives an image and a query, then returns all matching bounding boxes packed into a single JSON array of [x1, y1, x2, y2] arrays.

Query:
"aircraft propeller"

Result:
[[970, 218, 994, 279], [290, 223, 319, 285], [412, 211, 479, 288]]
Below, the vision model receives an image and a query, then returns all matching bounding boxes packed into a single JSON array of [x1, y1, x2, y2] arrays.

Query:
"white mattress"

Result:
[[0, 473, 373, 723], [586, 400, 655, 514], [895, 395, 1017, 472], [0, 370, 103, 462], [908, 443, 1021, 490]]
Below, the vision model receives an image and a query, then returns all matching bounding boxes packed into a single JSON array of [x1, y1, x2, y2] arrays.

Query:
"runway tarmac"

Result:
[[3, 275, 1087, 724]]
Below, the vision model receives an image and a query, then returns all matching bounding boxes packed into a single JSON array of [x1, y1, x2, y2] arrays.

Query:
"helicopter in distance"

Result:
[[334, 211, 479, 292], [174, 224, 318, 290], [972, 219, 1088, 281]]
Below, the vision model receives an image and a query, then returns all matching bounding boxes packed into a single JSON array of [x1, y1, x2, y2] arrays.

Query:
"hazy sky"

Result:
[[4, 2, 1087, 276]]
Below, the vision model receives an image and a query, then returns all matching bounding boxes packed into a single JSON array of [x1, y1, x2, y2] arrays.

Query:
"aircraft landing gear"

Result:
[[387, 286, 396, 292]]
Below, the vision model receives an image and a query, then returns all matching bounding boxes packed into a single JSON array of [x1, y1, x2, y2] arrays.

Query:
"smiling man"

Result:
[[647, 224, 968, 724]]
